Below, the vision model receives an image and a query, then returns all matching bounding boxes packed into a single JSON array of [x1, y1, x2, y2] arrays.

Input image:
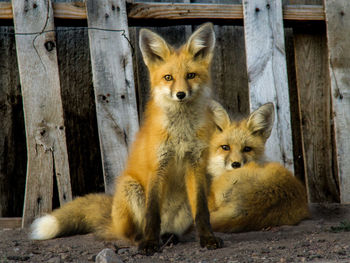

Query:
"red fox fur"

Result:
[[207, 103, 310, 232], [30, 23, 223, 255]]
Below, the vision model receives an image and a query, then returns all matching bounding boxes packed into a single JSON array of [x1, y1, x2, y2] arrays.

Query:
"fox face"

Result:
[[208, 103, 275, 178], [139, 24, 215, 107]]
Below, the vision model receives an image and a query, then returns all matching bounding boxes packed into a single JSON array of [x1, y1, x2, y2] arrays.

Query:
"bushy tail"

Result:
[[30, 193, 113, 240]]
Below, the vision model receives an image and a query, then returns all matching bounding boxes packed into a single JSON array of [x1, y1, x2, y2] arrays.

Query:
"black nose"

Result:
[[231, 162, 241, 169], [176, 92, 186, 100]]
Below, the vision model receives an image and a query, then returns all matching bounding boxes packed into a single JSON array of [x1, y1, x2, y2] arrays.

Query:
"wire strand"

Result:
[[0, 27, 135, 55]]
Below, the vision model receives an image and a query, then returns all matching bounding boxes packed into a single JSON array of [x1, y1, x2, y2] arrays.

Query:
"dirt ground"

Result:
[[1, 204, 350, 263]]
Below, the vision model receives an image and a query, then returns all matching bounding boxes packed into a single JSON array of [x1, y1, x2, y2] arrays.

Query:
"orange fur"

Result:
[[30, 23, 222, 254], [208, 103, 310, 232]]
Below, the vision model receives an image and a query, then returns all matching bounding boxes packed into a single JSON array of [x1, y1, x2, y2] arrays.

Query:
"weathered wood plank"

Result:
[[12, 0, 72, 226], [294, 28, 339, 202], [86, 0, 139, 193], [324, 0, 350, 203], [0, 27, 26, 217], [55, 0, 104, 204], [243, 0, 294, 171], [0, 217, 22, 229], [0, 2, 325, 21]]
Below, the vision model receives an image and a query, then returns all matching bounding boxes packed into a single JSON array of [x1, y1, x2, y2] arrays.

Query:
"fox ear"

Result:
[[247, 103, 275, 141], [139, 29, 171, 67], [185, 22, 215, 61], [210, 100, 230, 132]]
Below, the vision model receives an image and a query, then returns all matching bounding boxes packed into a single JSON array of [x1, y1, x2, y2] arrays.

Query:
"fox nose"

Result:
[[176, 92, 186, 100], [231, 162, 241, 169]]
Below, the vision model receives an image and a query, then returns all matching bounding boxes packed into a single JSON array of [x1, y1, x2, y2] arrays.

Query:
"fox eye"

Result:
[[164, 75, 173, 81], [221, 145, 230, 151], [243, 146, 252, 152], [187, 73, 196, 79]]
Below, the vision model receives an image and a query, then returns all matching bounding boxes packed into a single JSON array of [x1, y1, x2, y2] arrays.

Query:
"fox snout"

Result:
[[176, 91, 186, 100], [231, 161, 241, 169], [225, 152, 244, 171]]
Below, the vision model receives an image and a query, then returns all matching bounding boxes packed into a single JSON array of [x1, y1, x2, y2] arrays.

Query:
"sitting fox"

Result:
[[207, 102, 310, 232], [30, 23, 223, 255]]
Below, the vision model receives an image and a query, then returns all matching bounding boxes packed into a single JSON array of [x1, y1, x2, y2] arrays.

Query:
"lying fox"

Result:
[[208, 103, 310, 232], [30, 23, 223, 255]]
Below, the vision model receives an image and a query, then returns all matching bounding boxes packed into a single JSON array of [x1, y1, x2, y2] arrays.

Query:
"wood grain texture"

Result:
[[243, 0, 294, 171], [324, 0, 350, 203], [0, 2, 325, 21], [55, 26, 104, 199], [294, 28, 339, 202], [86, 0, 139, 193], [0, 27, 26, 217], [12, 0, 72, 226], [0, 217, 22, 229], [55, 0, 104, 203]]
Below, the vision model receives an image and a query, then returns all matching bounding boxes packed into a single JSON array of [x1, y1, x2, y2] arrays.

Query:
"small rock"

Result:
[[48, 256, 62, 263], [95, 248, 124, 263]]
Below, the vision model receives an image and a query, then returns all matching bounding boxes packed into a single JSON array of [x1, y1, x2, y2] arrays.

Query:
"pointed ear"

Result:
[[247, 103, 275, 141], [139, 29, 171, 67], [209, 100, 230, 132], [185, 22, 215, 61]]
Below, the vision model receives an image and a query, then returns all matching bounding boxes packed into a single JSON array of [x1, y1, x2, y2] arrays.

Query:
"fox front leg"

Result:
[[138, 153, 171, 256], [138, 177, 161, 256], [185, 157, 223, 250]]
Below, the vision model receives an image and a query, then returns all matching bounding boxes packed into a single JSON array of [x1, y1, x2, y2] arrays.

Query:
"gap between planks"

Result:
[[0, 2, 325, 21]]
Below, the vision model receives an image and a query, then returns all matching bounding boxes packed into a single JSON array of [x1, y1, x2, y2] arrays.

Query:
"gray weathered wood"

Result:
[[0, 1, 327, 22], [0, 26, 26, 218], [12, 0, 72, 226], [86, 0, 139, 193], [0, 217, 22, 229], [242, 0, 294, 171], [294, 28, 339, 202], [324, 0, 350, 203]]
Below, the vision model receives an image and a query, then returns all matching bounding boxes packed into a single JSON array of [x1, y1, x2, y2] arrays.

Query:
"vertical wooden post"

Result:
[[294, 29, 339, 202], [242, 0, 294, 171], [324, 0, 350, 203], [12, 0, 72, 226], [86, 0, 139, 193]]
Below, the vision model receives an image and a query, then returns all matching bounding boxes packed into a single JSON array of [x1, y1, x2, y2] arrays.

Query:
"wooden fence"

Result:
[[0, 0, 349, 228]]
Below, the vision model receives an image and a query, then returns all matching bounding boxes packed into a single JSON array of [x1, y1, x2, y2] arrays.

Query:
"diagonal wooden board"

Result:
[[324, 0, 350, 203], [11, 0, 72, 226], [242, 0, 294, 172], [86, 0, 139, 193]]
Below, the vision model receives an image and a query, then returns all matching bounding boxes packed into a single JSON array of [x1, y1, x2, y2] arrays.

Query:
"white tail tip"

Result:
[[30, 215, 59, 240]]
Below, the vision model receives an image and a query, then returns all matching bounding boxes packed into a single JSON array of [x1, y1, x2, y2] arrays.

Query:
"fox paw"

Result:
[[161, 233, 179, 246], [138, 240, 160, 256], [199, 235, 223, 250]]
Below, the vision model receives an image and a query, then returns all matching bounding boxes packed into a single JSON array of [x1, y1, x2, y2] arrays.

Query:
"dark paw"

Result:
[[200, 235, 224, 250], [138, 240, 160, 256], [161, 233, 179, 246]]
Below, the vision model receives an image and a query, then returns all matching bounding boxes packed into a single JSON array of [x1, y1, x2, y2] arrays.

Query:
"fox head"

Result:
[[139, 23, 215, 106], [208, 103, 275, 178]]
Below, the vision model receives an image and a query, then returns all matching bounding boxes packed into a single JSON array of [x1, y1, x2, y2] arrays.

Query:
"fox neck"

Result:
[[149, 85, 211, 161]]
